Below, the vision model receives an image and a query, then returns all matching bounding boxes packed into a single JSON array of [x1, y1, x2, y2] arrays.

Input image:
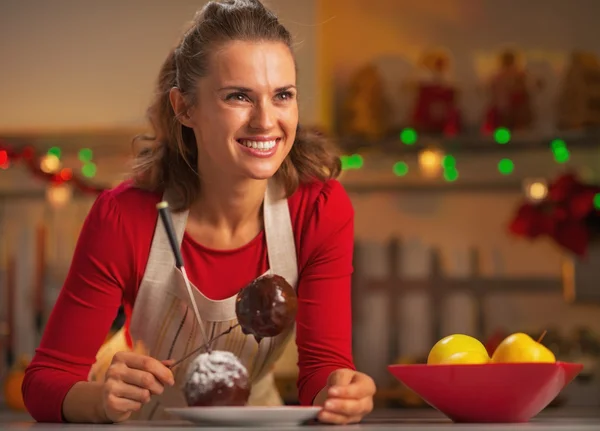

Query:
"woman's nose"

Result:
[[249, 102, 276, 130]]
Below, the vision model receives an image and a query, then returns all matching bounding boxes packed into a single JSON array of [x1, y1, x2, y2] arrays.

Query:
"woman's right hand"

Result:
[[102, 351, 175, 423]]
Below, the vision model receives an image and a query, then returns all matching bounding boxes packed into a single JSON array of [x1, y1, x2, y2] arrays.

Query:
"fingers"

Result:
[[328, 372, 377, 399], [325, 398, 360, 416], [113, 351, 175, 387], [107, 379, 152, 404], [103, 392, 143, 420], [318, 397, 372, 425], [120, 368, 166, 396], [327, 396, 373, 415]]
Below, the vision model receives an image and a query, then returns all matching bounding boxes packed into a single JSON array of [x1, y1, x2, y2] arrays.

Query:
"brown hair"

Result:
[[131, 0, 341, 211]]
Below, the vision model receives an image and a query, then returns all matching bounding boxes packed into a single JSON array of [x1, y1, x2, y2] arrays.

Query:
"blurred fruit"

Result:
[[3, 355, 30, 411], [428, 334, 490, 365], [491, 333, 555, 363], [392, 355, 427, 407]]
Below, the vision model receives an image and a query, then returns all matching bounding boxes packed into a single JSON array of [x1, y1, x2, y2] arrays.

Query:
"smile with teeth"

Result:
[[237, 138, 279, 151]]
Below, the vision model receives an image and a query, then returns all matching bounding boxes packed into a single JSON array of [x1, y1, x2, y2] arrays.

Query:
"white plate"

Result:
[[165, 406, 321, 427]]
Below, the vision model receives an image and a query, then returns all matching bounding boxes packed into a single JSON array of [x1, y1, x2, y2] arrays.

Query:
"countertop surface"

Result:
[[2, 408, 600, 430]]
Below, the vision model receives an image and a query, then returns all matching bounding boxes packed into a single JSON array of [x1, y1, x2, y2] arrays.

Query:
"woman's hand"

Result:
[[102, 351, 175, 423], [315, 368, 376, 425]]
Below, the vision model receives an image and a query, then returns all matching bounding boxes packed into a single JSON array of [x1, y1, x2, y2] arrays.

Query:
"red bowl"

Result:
[[387, 361, 582, 423]]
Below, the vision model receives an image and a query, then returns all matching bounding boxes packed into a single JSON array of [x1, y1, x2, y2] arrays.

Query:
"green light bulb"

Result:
[[498, 158, 514, 175], [400, 128, 418, 145], [393, 161, 408, 176]]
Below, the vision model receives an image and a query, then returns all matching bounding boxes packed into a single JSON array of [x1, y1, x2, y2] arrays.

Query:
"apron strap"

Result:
[[263, 179, 299, 288]]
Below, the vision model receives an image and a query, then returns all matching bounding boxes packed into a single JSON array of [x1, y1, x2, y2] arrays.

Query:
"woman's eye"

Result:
[[226, 92, 250, 102], [276, 91, 295, 101]]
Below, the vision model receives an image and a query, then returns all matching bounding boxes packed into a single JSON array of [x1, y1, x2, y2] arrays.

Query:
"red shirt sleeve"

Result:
[[22, 189, 137, 422], [294, 180, 356, 405]]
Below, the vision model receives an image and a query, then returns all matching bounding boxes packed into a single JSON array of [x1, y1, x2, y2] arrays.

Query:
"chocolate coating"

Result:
[[235, 274, 297, 342], [183, 350, 251, 407]]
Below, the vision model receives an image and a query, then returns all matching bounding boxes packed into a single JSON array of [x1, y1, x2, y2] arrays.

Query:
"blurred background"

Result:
[[1, 0, 600, 413]]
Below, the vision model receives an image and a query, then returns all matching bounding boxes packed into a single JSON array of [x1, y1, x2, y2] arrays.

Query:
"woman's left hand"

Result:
[[315, 368, 376, 425]]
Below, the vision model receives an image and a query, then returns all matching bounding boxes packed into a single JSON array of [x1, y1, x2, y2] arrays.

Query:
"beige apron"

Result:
[[89, 179, 298, 420]]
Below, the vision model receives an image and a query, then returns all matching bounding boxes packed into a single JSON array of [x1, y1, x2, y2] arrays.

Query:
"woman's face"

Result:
[[184, 40, 298, 183]]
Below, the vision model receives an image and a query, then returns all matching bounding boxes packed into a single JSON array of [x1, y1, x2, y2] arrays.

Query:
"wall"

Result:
[[0, 0, 319, 133]]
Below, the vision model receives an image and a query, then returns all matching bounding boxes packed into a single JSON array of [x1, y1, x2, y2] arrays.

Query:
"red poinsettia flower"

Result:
[[508, 203, 554, 238], [508, 172, 600, 257]]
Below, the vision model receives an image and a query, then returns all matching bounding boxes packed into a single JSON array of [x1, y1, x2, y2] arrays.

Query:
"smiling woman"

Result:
[[131, 1, 339, 213], [21, 0, 375, 427]]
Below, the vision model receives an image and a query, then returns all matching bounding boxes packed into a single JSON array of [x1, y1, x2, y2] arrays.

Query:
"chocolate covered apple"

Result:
[[183, 350, 251, 407], [235, 274, 297, 343]]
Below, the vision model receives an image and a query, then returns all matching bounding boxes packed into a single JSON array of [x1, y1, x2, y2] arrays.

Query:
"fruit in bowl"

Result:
[[490, 332, 555, 363], [388, 332, 582, 423], [427, 334, 490, 365]]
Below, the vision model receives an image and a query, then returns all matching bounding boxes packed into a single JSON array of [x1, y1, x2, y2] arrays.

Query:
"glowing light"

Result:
[[494, 127, 511, 144], [47, 147, 61, 159], [523, 179, 548, 202], [82, 162, 97, 178], [79, 148, 93, 163], [393, 161, 408, 176], [594, 193, 600, 210], [498, 158, 514, 175], [46, 184, 72, 208], [444, 167, 459, 182], [441, 155, 456, 169], [553, 147, 570, 163], [400, 128, 418, 145], [418, 148, 444, 178], [59, 168, 73, 181], [341, 154, 363, 170], [40, 154, 61, 173]]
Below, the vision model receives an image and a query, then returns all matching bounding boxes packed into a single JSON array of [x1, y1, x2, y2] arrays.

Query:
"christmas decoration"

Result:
[[0, 140, 108, 195], [556, 51, 600, 130], [410, 48, 461, 136], [508, 172, 600, 257], [482, 49, 534, 133], [340, 63, 391, 141]]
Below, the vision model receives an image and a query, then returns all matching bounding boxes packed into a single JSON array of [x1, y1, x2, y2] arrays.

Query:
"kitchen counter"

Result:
[[2, 408, 600, 430]]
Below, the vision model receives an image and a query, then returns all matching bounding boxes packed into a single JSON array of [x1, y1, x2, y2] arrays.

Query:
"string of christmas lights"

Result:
[[340, 127, 574, 183], [0, 140, 107, 195]]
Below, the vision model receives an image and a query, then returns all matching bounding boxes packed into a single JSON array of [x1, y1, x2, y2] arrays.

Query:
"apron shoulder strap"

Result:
[[263, 179, 298, 289]]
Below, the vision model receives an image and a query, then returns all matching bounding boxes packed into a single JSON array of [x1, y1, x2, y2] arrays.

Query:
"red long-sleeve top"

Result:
[[22, 178, 356, 423]]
